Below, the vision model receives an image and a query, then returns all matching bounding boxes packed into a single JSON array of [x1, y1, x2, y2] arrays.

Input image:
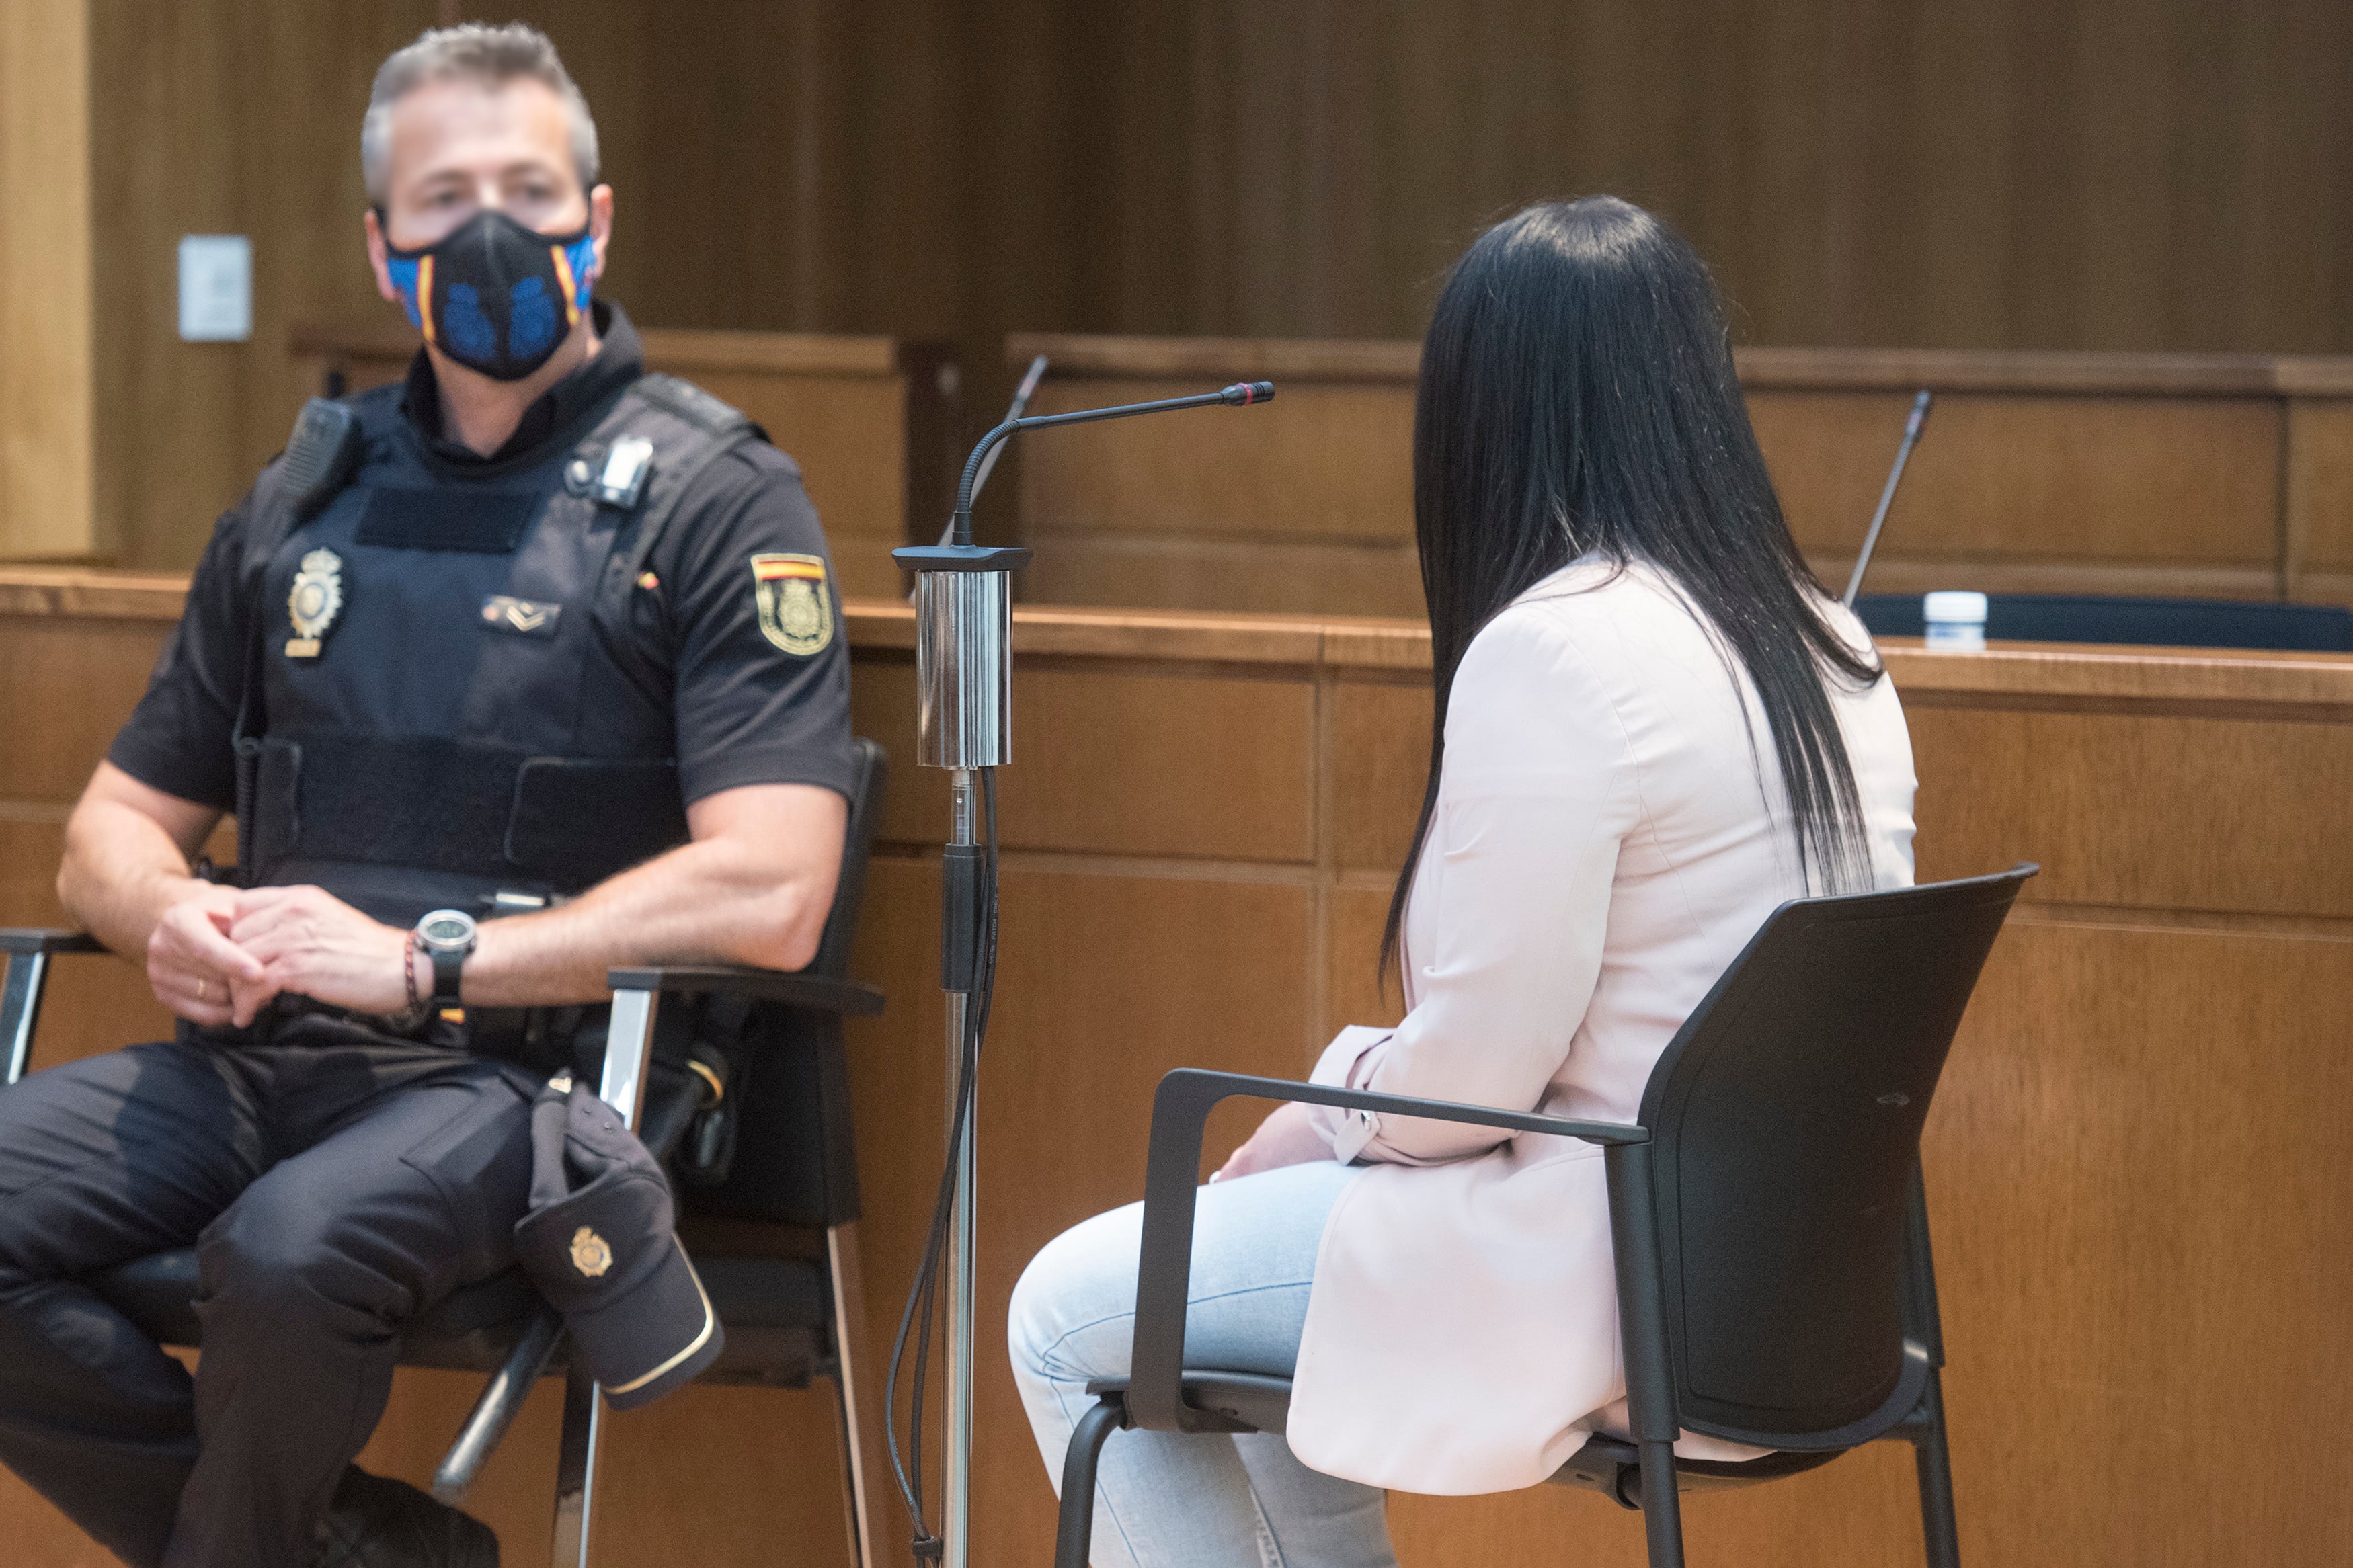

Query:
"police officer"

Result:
[[0, 24, 856, 1568]]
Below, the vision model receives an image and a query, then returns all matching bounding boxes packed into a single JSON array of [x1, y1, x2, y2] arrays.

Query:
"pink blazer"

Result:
[[1288, 560, 1918, 1494]]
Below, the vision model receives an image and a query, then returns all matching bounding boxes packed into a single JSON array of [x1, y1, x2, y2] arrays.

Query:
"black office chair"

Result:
[[0, 737, 893, 1568], [1055, 863, 2036, 1568], [1855, 591, 2353, 651]]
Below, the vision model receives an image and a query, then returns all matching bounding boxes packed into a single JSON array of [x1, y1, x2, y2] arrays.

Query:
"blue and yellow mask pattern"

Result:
[[383, 209, 596, 382]]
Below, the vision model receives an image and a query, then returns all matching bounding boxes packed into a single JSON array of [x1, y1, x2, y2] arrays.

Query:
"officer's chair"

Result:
[[0, 737, 893, 1568], [1056, 864, 2036, 1568]]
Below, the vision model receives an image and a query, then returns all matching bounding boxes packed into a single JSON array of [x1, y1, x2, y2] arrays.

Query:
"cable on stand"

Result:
[[883, 378, 1277, 1568]]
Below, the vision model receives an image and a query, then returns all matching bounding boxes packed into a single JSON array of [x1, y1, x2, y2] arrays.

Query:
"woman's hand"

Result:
[[229, 886, 412, 1026], [1213, 1101, 1331, 1182]]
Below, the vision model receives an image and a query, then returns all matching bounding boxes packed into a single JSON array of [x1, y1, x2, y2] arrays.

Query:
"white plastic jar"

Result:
[[1923, 591, 1988, 651]]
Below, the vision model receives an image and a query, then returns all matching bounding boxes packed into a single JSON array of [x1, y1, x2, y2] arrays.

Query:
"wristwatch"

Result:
[[415, 909, 479, 1009]]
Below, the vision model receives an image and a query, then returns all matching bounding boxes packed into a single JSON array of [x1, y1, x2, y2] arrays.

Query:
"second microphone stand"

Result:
[[888, 378, 1274, 1568]]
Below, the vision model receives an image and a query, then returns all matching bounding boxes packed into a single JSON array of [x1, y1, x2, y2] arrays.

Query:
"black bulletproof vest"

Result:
[[231, 372, 759, 930]]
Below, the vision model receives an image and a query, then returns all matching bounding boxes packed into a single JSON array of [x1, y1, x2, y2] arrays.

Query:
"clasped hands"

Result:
[[145, 872, 1337, 1177], [148, 882, 411, 1030]]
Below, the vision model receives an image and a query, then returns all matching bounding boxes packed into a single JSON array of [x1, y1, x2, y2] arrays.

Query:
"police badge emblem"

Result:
[[570, 1225, 614, 1278], [751, 552, 834, 655], [284, 548, 344, 658]]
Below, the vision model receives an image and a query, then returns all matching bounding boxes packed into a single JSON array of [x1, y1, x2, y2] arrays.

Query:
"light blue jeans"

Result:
[[1008, 1159, 1396, 1568]]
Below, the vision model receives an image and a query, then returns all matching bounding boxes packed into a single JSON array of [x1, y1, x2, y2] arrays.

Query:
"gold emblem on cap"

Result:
[[751, 552, 832, 656], [570, 1225, 614, 1278], [285, 548, 344, 658]]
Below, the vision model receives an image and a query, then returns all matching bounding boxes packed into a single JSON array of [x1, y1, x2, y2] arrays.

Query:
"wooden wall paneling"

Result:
[[838, 854, 949, 1563], [15, 580, 2353, 1564], [61, 0, 2353, 583], [1023, 1, 2353, 355], [1906, 702, 2353, 920], [1020, 535, 1425, 619], [1915, 920, 2353, 1564], [972, 866, 1320, 1568], [0, 0, 94, 559], [1002, 663, 1316, 862], [853, 649, 1318, 864], [0, 617, 177, 800], [1328, 673, 1433, 876], [1015, 370, 1419, 614], [1010, 337, 2333, 616], [1388, 1444, 1929, 1568], [1751, 390, 2286, 597], [1323, 882, 1403, 1034], [1017, 376, 1413, 540], [88, 0, 440, 572], [839, 852, 1326, 1564], [673, 362, 915, 602], [2285, 395, 2353, 607]]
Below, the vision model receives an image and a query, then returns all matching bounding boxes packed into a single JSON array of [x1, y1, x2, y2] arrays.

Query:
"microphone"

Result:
[[914, 380, 1278, 553], [882, 374, 1277, 1567], [1841, 388, 1933, 608]]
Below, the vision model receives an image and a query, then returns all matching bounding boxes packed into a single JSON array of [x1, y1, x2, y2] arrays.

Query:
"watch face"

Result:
[[420, 913, 475, 950]]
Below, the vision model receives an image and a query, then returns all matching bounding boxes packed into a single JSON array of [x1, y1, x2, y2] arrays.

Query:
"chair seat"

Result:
[[87, 1248, 833, 1383], [1548, 1433, 1844, 1509], [1085, 1370, 1299, 1436], [1084, 1368, 1850, 1505]]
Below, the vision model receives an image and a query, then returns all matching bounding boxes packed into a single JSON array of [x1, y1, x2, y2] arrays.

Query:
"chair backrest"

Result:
[[811, 737, 889, 983], [688, 737, 887, 1228], [1856, 591, 2353, 652], [1637, 864, 2033, 1449]]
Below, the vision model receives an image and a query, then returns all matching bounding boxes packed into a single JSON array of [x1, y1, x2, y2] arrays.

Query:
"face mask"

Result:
[[382, 208, 598, 382]]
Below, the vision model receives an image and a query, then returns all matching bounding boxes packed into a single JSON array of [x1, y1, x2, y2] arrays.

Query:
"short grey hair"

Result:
[[361, 23, 600, 206]]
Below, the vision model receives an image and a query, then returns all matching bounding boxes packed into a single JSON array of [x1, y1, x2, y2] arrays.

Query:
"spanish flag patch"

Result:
[[751, 552, 833, 656]]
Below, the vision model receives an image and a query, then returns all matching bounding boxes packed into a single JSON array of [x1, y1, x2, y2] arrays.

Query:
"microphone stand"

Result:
[[887, 378, 1275, 1568], [1842, 388, 1933, 608]]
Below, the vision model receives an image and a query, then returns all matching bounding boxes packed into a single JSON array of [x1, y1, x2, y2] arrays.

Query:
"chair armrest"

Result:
[[1125, 1068, 1645, 1432], [604, 965, 884, 1017], [3, 932, 107, 1087], [0, 930, 104, 956]]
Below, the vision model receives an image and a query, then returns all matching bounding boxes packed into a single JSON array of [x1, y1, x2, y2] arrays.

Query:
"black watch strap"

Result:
[[430, 946, 465, 1006]]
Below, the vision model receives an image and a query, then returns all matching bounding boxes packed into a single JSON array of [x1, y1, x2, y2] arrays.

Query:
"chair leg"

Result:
[[1632, 1442, 1686, 1568], [825, 1223, 889, 1568], [1603, 1143, 1686, 1568], [1911, 1368, 1962, 1568], [549, 1362, 604, 1568], [1055, 1395, 1129, 1568], [434, 1309, 564, 1504], [545, 981, 651, 1564]]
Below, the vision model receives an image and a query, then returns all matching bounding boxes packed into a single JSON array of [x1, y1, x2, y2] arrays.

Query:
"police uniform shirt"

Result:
[[107, 302, 859, 838]]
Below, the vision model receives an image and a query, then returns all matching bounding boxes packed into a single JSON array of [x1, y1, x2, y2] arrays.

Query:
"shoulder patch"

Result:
[[751, 553, 833, 656]]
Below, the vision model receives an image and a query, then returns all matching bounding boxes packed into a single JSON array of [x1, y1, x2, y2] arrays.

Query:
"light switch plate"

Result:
[[178, 234, 252, 342]]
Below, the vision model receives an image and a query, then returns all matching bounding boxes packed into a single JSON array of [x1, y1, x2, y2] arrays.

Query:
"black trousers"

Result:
[[0, 1026, 539, 1568]]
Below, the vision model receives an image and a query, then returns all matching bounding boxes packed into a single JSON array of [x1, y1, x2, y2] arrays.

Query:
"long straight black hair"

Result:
[[1384, 195, 1882, 976]]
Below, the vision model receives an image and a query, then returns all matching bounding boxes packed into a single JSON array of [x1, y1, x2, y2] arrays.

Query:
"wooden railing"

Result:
[[1007, 334, 2353, 616]]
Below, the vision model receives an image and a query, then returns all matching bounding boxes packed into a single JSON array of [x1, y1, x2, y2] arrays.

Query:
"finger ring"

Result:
[[195, 979, 208, 1001]]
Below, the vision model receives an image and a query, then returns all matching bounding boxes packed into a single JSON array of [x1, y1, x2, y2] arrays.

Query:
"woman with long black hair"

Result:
[[1009, 196, 1917, 1567]]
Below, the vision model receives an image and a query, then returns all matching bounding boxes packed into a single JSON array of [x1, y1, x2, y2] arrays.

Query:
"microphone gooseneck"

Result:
[[1841, 388, 1933, 608], [944, 382, 1277, 547], [887, 376, 1276, 1568], [939, 354, 1053, 548]]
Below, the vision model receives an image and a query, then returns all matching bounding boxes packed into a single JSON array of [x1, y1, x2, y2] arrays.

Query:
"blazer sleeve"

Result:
[[1309, 604, 1640, 1165]]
